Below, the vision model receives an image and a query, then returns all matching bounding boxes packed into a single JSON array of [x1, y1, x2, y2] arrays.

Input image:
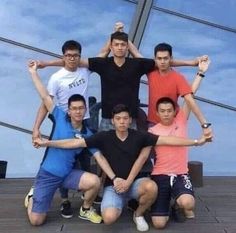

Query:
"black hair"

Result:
[[111, 104, 130, 117], [154, 43, 172, 57], [68, 94, 86, 108], [156, 97, 176, 111], [110, 31, 128, 43], [62, 40, 82, 54]]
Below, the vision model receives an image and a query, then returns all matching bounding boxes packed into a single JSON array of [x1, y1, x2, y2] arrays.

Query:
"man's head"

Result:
[[62, 40, 81, 71], [110, 31, 129, 58], [154, 43, 173, 72], [111, 104, 132, 132], [67, 94, 86, 123], [156, 97, 176, 126]]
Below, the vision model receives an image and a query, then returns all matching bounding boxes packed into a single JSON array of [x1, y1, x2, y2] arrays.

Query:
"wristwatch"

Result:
[[201, 123, 211, 129]]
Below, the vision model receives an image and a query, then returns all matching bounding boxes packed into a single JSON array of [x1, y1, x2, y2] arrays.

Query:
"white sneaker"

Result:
[[24, 187, 34, 208], [133, 213, 149, 231]]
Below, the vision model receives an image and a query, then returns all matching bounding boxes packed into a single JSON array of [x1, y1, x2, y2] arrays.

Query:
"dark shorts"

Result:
[[32, 167, 84, 213], [150, 174, 194, 216]]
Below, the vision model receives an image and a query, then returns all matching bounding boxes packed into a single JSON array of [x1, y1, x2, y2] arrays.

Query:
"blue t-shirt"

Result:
[[41, 106, 97, 177]]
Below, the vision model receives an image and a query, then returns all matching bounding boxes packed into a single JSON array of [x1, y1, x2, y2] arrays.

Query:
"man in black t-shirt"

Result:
[[35, 104, 209, 232]]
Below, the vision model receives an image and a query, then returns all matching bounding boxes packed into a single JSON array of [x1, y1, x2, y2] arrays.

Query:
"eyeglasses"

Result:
[[69, 106, 86, 112], [64, 53, 81, 59]]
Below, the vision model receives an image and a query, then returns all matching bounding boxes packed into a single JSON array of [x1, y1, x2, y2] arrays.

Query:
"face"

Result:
[[68, 101, 86, 123], [112, 111, 132, 132], [155, 51, 172, 72], [157, 103, 175, 126], [110, 39, 128, 58], [63, 49, 81, 71]]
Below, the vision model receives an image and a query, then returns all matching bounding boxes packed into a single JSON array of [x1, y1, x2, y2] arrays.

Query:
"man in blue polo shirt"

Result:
[[25, 61, 115, 226]]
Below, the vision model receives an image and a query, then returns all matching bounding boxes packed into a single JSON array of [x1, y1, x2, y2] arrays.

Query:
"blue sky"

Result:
[[0, 0, 235, 177]]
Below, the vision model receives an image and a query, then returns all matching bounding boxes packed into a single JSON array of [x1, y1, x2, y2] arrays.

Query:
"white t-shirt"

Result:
[[47, 67, 91, 118]]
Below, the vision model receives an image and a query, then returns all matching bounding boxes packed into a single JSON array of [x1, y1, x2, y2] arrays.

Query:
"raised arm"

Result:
[[28, 61, 53, 112], [182, 59, 211, 118]]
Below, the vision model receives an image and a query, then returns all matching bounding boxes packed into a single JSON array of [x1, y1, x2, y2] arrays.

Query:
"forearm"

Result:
[[97, 39, 111, 57], [46, 138, 85, 148], [171, 59, 198, 67], [157, 135, 198, 146], [33, 103, 48, 130], [128, 40, 143, 58], [94, 153, 115, 180], [41, 59, 64, 67], [126, 147, 151, 183], [185, 94, 207, 124]]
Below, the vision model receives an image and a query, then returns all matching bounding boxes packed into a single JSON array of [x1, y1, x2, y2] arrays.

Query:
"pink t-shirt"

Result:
[[149, 109, 189, 175]]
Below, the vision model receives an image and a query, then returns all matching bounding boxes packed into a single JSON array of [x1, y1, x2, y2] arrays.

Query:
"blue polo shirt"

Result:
[[41, 106, 97, 177]]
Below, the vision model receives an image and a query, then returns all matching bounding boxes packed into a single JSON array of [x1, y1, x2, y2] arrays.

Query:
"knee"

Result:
[[177, 195, 195, 210], [102, 210, 119, 225], [152, 217, 168, 229], [89, 175, 101, 189], [29, 215, 46, 226], [142, 180, 158, 198]]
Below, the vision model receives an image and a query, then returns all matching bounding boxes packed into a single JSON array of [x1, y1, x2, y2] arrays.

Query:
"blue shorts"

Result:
[[32, 167, 84, 213], [150, 174, 194, 216], [101, 178, 146, 212], [99, 118, 137, 131]]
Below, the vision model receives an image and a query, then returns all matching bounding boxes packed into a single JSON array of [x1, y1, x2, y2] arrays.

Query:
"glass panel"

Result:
[[0, 0, 136, 177], [139, 6, 236, 175], [153, 0, 236, 28]]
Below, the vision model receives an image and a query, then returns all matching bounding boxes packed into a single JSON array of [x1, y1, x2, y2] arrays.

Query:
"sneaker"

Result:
[[79, 206, 102, 224], [60, 200, 73, 219], [93, 195, 102, 205], [81, 194, 102, 205], [133, 213, 149, 232], [171, 205, 186, 222], [127, 199, 138, 212], [24, 187, 34, 208]]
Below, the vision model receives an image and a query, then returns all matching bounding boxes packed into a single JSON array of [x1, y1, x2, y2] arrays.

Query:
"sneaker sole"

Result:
[[78, 215, 102, 224], [61, 214, 73, 219]]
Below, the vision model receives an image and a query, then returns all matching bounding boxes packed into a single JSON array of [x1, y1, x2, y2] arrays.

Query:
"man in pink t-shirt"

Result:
[[149, 60, 210, 229]]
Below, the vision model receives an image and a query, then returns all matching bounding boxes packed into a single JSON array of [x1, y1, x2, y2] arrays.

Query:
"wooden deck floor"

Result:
[[1, 177, 236, 233]]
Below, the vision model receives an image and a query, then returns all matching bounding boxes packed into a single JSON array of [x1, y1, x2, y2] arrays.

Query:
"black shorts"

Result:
[[150, 174, 194, 216]]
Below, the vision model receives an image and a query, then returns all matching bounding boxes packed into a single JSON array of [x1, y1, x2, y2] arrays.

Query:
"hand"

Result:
[[32, 128, 42, 148], [28, 60, 38, 73], [198, 59, 211, 74], [33, 138, 49, 148], [114, 22, 124, 32], [202, 127, 213, 141]]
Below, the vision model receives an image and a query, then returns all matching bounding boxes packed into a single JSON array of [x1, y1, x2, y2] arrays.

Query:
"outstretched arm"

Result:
[[34, 138, 86, 148], [171, 55, 209, 67], [182, 59, 211, 118], [28, 61, 53, 112], [156, 134, 209, 147]]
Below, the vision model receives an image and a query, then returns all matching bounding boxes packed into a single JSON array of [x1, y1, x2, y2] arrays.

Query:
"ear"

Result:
[[111, 118, 114, 125], [129, 117, 132, 124]]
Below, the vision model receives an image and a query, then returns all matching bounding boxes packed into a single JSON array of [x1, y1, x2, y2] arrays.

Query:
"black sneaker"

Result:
[[170, 205, 186, 222], [127, 199, 138, 212], [81, 194, 102, 205], [60, 200, 73, 218]]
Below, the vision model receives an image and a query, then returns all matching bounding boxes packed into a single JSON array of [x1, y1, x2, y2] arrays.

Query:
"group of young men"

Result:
[[25, 22, 212, 231]]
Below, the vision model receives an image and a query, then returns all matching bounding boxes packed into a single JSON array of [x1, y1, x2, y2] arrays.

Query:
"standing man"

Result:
[[25, 61, 116, 225], [149, 60, 210, 229], [34, 104, 210, 231]]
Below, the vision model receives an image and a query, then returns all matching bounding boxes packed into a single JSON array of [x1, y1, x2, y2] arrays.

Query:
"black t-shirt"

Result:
[[85, 129, 159, 186], [88, 57, 155, 118]]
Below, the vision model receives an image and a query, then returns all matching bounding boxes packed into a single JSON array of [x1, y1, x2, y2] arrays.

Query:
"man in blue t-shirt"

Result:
[[25, 61, 115, 226]]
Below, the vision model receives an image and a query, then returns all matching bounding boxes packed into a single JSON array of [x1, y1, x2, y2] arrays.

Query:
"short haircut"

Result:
[[154, 43, 172, 57], [156, 97, 176, 111], [62, 40, 82, 54], [68, 94, 86, 108], [112, 104, 130, 117], [111, 31, 128, 43]]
